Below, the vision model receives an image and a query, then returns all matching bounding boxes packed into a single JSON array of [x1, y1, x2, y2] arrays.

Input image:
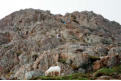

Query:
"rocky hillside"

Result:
[[0, 9, 121, 80]]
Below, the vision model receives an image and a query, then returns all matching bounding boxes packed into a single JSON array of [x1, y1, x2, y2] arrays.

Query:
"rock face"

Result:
[[0, 9, 121, 79], [93, 55, 121, 70]]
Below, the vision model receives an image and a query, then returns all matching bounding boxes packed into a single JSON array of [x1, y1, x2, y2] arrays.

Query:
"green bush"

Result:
[[112, 65, 121, 74], [94, 68, 115, 77], [94, 65, 121, 77]]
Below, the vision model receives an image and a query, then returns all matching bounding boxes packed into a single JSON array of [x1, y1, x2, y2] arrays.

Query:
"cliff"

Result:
[[0, 9, 121, 80]]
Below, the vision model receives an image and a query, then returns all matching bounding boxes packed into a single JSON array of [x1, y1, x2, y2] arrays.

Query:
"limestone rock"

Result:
[[96, 76, 113, 80], [0, 9, 121, 79], [24, 70, 44, 80], [108, 47, 121, 56]]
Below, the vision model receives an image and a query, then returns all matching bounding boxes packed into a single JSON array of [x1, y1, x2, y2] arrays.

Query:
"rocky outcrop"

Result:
[[93, 54, 121, 70], [0, 9, 121, 79]]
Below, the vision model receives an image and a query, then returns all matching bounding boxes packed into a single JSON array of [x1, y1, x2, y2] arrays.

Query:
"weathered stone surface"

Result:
[[0, 9, 121, 79], [14, 64, 33, 80], [108, 47, 121, 56], [78, 68, 85, 73], [93, 55, 121, 70], [96, 76, 113, 80], [107, 55, 121, 67], [25, 70, 44, 80], [93, 60, 102, 70]]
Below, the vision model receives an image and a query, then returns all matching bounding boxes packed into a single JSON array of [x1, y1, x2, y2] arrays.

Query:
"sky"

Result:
[[0, 0, 121, 24]]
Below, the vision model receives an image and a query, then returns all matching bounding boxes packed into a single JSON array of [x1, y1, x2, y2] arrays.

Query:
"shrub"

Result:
[[112, 65, 121, 74], [94, 68, 115, 77], [94, 65, 121, 77]]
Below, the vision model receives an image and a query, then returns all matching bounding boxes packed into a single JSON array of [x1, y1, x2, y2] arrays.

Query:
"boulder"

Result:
[[93, 60, 102, 70], [78, 68, 85, 73], [14, 64, 33, 80], [93, 55, 121, 70], [108, 47, 121, 56], [24, 70, 44, 80], [96, 76, 113, 80], [107, 55, 121, 67]]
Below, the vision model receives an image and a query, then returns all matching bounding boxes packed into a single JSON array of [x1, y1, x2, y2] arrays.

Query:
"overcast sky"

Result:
[[0, 0, 121, 24]]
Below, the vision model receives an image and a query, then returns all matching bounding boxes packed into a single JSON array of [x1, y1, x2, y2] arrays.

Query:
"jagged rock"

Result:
[[108, 47, 121, 56], [0, 9, 121, 79], [95, 46, 109, 56], [93, 60, 102, 70], [93, 56, 110, 70], [0, 76, 6, 80], [59, 63, 73, 75], [93, 55, 121, 70], [70, 54, 89, 69], [33, 51, 59, 71], [0, 32, 12, 45], [84, 35, 103, 44], [24, 70, 44, 80], [78, 68, 85, 73], [107, 55, 121, 67], [14, 64, 33, 80]]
